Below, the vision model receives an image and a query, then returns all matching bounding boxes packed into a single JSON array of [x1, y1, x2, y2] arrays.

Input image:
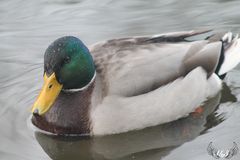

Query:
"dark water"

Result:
[[1, 0, 240, 160]]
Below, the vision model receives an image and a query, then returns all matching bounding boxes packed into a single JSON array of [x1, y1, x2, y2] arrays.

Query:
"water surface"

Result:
[[1, 0, 240, 160]]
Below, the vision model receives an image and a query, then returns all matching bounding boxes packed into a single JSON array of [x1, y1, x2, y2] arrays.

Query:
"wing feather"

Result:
[[89, 30, 222, 97]]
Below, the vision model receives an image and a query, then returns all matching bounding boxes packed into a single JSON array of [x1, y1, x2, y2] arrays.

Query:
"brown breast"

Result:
[[32, 82, 95, 135]]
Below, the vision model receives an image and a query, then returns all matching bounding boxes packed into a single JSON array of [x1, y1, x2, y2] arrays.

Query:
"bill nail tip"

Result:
[[33, 108, 39, 115]]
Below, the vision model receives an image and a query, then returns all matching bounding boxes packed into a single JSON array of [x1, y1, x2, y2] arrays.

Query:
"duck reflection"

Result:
[[35, 91, 225, 160]]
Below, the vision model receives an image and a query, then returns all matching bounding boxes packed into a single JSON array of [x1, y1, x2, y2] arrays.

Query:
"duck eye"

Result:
[[48, 84, 53, 89], [64, 56, 71, 64]]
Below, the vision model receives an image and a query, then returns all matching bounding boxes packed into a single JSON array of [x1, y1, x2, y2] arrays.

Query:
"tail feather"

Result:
[[216, 32, 240, 76]]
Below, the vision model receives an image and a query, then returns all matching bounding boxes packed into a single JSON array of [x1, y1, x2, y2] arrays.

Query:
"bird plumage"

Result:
[[32, 30, 240, 135]]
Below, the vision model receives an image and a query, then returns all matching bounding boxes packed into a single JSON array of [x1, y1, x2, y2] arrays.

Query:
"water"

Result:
[[1, 0, 240, 159]]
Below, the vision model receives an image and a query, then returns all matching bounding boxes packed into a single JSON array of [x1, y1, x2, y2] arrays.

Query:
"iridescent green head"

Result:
[[31, 36, 95, 115], [44, 36, 95, 89]]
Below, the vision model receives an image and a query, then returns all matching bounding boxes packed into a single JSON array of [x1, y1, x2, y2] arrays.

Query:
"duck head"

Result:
[[31, 36, 95, 115]]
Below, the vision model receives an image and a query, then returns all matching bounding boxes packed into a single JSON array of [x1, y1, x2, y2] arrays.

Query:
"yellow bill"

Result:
[[31, 73, 63, 115]]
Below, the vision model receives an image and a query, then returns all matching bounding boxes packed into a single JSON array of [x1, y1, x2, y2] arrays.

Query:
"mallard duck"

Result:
[[31, 30, 240, 136]]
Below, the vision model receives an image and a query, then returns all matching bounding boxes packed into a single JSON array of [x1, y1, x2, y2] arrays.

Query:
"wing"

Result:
[[89, 30, 222, 97], [226, 142, 239, 159], [207, 142, 221, 159]]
